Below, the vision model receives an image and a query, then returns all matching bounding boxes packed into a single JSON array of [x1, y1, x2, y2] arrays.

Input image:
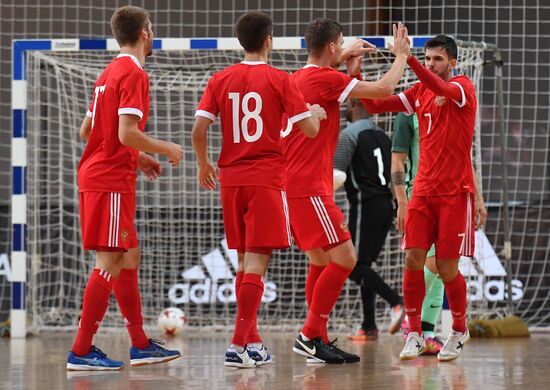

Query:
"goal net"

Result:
[[25, 42, 487, 332]]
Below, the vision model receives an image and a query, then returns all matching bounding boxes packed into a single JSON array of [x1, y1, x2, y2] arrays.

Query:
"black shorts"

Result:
[[348, 195, 393, 266]]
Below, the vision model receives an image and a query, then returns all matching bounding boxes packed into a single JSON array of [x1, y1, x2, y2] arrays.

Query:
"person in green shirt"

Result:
[[391, 112, 487, 355]]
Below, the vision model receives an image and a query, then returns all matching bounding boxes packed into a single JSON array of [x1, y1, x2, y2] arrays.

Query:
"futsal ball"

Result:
[[158, 307, 188, 336], [333, 169, 347, 191]]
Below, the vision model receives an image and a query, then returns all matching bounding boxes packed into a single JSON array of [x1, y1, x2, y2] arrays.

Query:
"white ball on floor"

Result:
[[333, 169, 347, 190], [158, 307, 188, 336]]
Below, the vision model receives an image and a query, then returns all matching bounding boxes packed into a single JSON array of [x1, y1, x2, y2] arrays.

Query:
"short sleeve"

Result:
[[397, 83, 420, 116], [392, 113, 414, 153], [118, 70, 148, 119], [195, 76, 219, 121], [282, 74, 310, 123], [321, 70, 358, 104]]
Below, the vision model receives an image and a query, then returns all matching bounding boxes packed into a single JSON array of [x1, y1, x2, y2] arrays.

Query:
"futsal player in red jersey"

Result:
[[362, 35, 477, 361], [191, 11, 326, 368], [284, 19, 411, 364], [68, 6, 183, 371]]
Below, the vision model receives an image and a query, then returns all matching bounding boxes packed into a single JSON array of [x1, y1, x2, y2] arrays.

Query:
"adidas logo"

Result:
[[0, 253, 12, 281], [459, 230, 524, 302], [168, 239, 277, 305]]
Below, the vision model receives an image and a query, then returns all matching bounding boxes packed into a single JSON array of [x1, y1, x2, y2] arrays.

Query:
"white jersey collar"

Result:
[[116, 54, 143, 70], [303, 64, 320, 69], [240, 61, 266, 65]]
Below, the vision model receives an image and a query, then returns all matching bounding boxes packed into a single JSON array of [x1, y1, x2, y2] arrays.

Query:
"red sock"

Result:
[[235, 271, 244, 296], [72, 269, 113, 356], [236, 271, 262, 344], [303, 262, 351, 340], [306, 264, 325, 307], [444, 272, 467, 333], [403, 269, 425, 334], [305, 264, 329, 342], [113, 268, 149, 349], [231, 273, 264, 347]]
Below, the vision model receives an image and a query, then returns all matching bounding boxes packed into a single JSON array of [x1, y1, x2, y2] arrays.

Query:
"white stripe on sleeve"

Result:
[[338, 78, 359, 103], [195, 110, 217, 121], [450, 81, 467, 108], [289, 110, 312, 124], [118, 107, 144, 119], [398, 93, 415, 115]]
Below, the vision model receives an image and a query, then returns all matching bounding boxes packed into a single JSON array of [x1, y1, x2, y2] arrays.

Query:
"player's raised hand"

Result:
[[163, 141, 184, 166], [342, 38, 377, 61], [307, 103, 327, 121], [198, 161, 218, 190], [137, 152, 162, 180], [346, 54, 363, 77], [388, 22, 411, 58]]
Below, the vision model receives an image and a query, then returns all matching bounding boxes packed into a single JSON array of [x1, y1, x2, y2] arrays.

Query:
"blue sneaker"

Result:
[[129, 339, 181, 366], [247, 344, 272, 366], [224, 346, 256, 368], [67, 346, 124, 371]]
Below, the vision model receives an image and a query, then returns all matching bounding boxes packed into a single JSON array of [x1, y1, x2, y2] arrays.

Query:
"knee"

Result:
[[436, 267, 458, 283], [404, 252, 424, 271]]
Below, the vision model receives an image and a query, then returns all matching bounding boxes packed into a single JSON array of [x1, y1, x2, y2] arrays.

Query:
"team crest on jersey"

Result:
[[121, 230, 129, 241], [435, 95, 446, 106], [340, 222, 349, 233]]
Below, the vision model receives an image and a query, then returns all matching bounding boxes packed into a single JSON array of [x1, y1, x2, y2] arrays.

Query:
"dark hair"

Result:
[[110, 6, 151, 46], [425, 35, 458, 60], [305, 18, 343, 56], [235, 11, 273, 53]]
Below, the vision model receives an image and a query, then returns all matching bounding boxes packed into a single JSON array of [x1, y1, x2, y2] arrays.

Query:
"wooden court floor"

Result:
[[0, 331, 548, 389]]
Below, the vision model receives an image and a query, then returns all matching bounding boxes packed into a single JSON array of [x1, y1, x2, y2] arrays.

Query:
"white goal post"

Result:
[[11, 36, 498, 338]]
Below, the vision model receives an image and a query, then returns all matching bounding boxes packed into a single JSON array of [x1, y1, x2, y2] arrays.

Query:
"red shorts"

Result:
[[404, 192, 475, 259], [220, 186, 292, 253], [79, 191, 138, 252], [287, 196, 351, 251]]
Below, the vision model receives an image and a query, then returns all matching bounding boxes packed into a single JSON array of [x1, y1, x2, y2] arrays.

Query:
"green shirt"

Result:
[[391, 113, 419, 199]]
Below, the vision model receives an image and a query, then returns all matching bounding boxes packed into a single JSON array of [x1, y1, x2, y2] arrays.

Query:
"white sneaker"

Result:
[[389, 304, 406, 334], [438, 329, 470, 362], [246, 344, 272, 366], [224, 346, 256, 368], [399, 332, 426, 360]]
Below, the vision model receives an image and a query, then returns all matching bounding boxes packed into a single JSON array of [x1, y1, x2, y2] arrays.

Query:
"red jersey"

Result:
[[78, 54, 150, 193], [283, 65, 358, 198], [399, 75, 476, 196], [195, 61, 310, 189]]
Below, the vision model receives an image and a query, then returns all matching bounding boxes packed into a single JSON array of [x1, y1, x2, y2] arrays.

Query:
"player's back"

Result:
[[283, 66, 358, 198], [197, 61, 308, 190], [342, 119, 392, 200], [78, 54, 150, 193]]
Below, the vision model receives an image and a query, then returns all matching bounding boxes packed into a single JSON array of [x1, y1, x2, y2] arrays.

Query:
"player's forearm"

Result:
[[191, 121, 212, 166], [119, 126, 169, 155], [360, 95, 406, 114], [391, 155, 408, 204], [407, 56, 462, 100], [297, 117, 320, 138], [80, 116, 92, 141], [375, 54, 409, 96], [472, 167, 485, 205]]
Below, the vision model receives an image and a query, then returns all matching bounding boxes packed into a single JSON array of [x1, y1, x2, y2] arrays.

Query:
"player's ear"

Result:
[[264, 34, 272, 50], [449, 57, 457, 70]]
